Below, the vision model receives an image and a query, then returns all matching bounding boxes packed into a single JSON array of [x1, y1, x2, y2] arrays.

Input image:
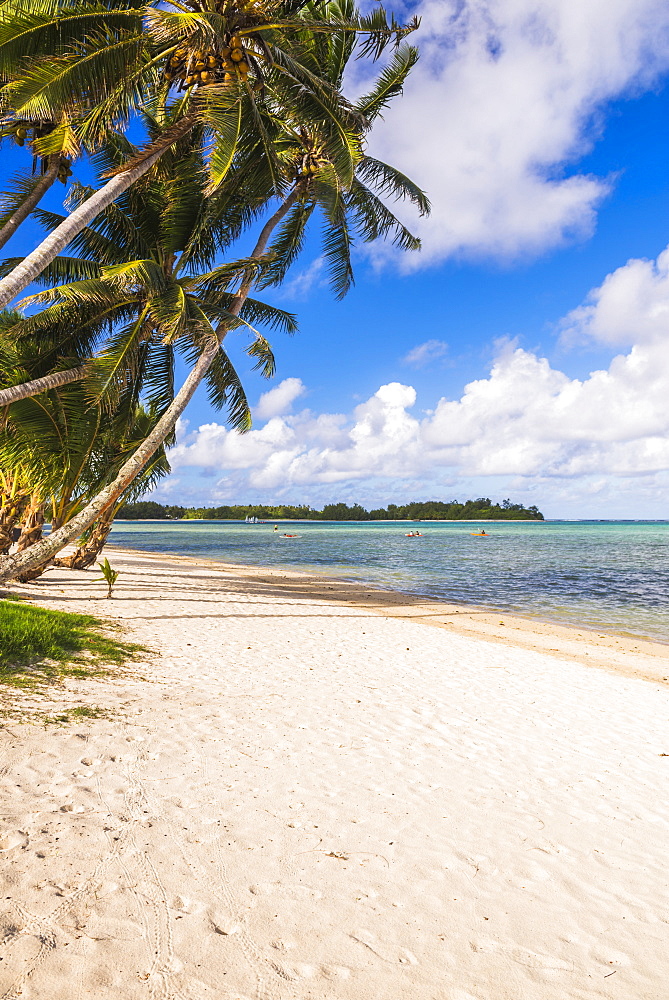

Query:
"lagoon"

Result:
[[109, 519, 669, 643]]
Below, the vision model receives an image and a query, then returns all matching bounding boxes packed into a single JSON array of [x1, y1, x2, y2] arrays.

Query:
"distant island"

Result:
[[116, 498, 544, 521]]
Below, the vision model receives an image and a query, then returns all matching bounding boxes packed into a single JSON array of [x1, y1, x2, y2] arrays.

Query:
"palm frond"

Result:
[[9, 29, 148, 122], [347, 177, 420, 251], [256, 200, 315, 288], [0, 254, 100, 285], [203, 346, 252, 430], [246, 333, 275, 378], [147, 281, 188, 344], [201, 97, 243, 194], [85, 305, 152, 407], [356, 156, 431, 216], [354, 43, 418, 120], [240, 295, 298, 335]]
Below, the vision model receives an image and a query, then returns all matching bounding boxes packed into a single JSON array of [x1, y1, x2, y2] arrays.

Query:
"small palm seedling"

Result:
[[97, 558, 119, 599]]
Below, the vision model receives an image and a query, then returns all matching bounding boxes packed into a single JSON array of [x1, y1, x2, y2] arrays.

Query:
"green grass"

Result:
[[44, 705, 110, 725], [0, 599, 145, 688]]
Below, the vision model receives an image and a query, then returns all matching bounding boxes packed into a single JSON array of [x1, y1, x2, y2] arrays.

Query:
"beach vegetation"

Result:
[[0, 368, 172, 578], [97, 558, 120, 599], [0, 0, 427, 585], [43, 705, 110, 725], [0, 599, 144, 688], [118, 498, 544, 520]]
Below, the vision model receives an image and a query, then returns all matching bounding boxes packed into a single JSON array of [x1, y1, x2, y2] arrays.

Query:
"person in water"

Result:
[[273, 524, 278, 531]]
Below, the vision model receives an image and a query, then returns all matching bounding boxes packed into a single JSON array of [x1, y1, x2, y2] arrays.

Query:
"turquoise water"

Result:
[[108, 520, 669, 643]]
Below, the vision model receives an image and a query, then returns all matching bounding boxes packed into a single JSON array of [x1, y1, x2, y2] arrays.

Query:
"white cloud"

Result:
[[274, 257, 325, 300], [254, 377, 306, 420], [560, 246, 669, 347], [364, 0, 669, 264], [170, 244, 669, 511], [402, 338, 449, 367]]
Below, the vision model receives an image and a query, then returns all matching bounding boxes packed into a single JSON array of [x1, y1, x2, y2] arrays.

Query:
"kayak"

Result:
[[470, 532, 489, 536]]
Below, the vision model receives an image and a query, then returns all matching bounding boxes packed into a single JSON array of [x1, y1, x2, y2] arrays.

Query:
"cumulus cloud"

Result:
[[363, 0, 669, 264], [170, 244, 669, 501], [254, 377, 306, 420], [402, 339, 449, 367], [560, 245, 669, 347], [173, 341, 669, 489]]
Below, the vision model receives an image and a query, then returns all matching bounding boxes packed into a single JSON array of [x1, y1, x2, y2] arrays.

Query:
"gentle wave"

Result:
[[108, 519, 669, 643]]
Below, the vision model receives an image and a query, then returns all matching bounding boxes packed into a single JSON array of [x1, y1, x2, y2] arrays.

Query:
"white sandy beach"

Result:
[[1, 548, 668, 999]]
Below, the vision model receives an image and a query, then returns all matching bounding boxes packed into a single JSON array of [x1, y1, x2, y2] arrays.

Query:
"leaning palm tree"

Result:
[[0, 383, 171, 578], [0, 302, 91, 405], [55, 420, 169, 571], [1, 110, 297, 422], [0, 0, 417, 306], [0, 10, 427, 584]]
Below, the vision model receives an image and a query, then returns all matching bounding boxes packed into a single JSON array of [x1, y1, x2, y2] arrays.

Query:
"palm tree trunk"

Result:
[[15, 503, 47, 583], [0, 155, 61, 252], [0, 339, 219, 583], [0, 187, 301, 584], [0, 491, 27, 555], [0, 114, 197, 310], [54, 513, 115, 570], [0, 364, 88, 408]]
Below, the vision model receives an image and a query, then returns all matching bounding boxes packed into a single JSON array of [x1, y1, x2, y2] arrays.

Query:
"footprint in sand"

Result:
[[321, 965, 352, 980], [350, 929, 418, 965], [0, 829, 28, 851], [470, 938, 571, 978], [249, 882, 323, 900], [211, 917, 241, 936]]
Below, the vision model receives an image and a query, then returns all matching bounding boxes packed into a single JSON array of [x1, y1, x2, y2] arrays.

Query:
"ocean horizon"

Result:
[[106, 519, 669, 644]]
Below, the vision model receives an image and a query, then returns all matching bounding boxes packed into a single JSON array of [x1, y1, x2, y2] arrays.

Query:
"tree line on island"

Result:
[[0, 0, 428, 585], [117, 498, 544, 521]]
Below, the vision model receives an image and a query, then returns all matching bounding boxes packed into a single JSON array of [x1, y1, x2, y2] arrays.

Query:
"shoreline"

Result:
[[102, 543, 669, 686]]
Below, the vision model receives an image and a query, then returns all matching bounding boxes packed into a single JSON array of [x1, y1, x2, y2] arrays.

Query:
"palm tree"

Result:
[[0, 8, 427, 584], [0, 0, 417, 306], [0, 304, 90, 405], [0, 468, 29, 554], [0, 382, 171, 579], [55, 404, 172, 570], [0, 156, 62, 252], [2, 111, 296, 425]]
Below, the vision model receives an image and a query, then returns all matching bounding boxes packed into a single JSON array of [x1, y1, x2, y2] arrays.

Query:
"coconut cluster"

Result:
[[296, 149, 327, 179], [164, 35, 250, 88], [56, 158, 73, 183]]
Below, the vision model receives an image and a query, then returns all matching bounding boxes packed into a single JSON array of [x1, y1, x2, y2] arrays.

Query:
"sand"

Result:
[[0, 548, 668, 999]]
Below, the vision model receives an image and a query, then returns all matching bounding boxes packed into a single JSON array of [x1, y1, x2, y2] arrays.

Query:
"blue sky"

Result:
[[7, 0, 669, 517]]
